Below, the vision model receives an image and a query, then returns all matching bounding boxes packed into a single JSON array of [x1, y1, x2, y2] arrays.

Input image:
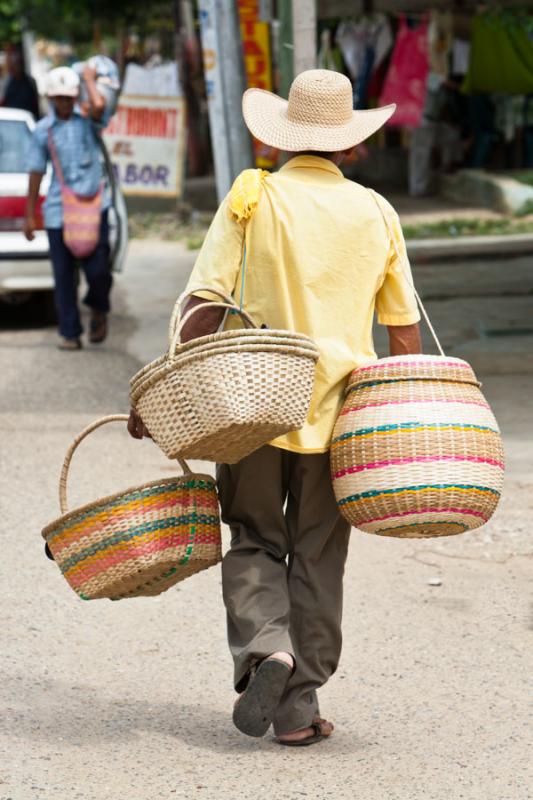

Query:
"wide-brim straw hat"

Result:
[[243, 69, 396, 152]]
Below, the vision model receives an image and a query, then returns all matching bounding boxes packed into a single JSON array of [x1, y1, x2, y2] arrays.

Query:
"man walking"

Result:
[[24, 66, 111, 350], [2, 47, 40, 119], [130, 69, 422, 745]]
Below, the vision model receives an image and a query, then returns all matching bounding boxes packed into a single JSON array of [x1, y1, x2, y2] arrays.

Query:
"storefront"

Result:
[[312, 2, 533, 195]]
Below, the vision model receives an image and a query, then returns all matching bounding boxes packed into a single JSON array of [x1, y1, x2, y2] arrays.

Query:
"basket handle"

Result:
[[169, 301, 257, 356], [58, 414, 192, 515], [168, 286, 238, 346]]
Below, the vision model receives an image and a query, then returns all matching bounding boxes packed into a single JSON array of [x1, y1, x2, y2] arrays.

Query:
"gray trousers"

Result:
[[217, 445, 351, 735]]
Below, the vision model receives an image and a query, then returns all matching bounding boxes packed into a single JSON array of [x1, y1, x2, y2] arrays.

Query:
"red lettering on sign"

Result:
[[106, 107, 179, 138]]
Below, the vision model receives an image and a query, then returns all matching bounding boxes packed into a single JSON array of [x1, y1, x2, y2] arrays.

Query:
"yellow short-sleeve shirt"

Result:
[[185, 155, 420, 454]]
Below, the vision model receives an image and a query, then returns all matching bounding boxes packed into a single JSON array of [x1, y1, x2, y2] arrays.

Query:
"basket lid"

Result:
[[346, 354, 480, 393]]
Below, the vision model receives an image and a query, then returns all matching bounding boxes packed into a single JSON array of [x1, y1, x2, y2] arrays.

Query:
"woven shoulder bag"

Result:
[[48, 127, 103, 259]]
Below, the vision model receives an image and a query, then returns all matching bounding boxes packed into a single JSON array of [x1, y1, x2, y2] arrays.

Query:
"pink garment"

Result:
[[379, 15, 430, 128]]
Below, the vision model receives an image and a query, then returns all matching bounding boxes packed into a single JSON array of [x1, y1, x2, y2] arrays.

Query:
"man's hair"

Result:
[[299, 150, 336, 159]]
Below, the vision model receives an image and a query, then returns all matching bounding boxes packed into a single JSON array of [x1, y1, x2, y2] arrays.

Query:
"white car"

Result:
[[0, 106, 127, 314]]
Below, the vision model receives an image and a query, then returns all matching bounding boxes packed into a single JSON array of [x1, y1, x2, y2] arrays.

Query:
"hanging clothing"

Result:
[[463, 15, 533, 95], [428, 11, 453, 80], [336, 15, 393, 108], [317, 29, 343, 72], [452, 39, 471, 76], [379, 15, 430, 128]]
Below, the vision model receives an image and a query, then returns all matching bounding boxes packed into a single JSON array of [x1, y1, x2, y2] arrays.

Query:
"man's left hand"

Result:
[[127, 407, 152, 440]]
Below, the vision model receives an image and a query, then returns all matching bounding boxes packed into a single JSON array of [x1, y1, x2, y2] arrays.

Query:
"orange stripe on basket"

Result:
[[332, 454, 505, 480], [52, 494, 218, 552]]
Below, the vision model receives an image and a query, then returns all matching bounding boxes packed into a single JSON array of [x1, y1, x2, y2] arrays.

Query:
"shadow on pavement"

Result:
[[0, 672, 368, 756]]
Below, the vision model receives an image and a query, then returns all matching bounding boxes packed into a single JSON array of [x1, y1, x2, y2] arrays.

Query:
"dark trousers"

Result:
[[47, 212, 112, 340], [217, 445, 351, 735]]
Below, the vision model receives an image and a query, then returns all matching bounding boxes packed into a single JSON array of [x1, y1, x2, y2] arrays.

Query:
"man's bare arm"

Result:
[[179, 296, 225, 343], [82, 65, 106, 121], [387, 322, 422, 356], [23, 172, 43, 241]]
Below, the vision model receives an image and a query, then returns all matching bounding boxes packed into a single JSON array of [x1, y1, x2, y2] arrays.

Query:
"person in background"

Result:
[[24, 65, 112, 351], [129, 70, 422, 746], [2, 47, 40, 119]]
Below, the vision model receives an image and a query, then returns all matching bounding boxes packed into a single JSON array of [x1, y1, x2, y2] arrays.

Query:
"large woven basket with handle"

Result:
[[129, 287, 320, 464], [42, 415, 222, 600], [331, 355, 505, 538], [331, 190, 505, 539]]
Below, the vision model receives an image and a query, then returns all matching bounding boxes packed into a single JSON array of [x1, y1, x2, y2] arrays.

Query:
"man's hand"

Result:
[[23, 216, 36, 242], [82, 64, 105, 121], [127, 407, 152, 440], [82, 64, 98, 83]]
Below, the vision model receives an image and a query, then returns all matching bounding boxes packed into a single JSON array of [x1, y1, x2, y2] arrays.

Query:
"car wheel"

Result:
[[0, 291, 56, 327]]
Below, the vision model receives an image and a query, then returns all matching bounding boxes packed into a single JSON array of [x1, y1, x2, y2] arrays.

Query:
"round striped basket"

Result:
[[42, 415, 222, 600], [331, 355, 505, 538]]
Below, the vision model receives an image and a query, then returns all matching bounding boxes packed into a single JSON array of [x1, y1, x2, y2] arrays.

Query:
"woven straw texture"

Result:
[[331, 355, 504, 538], [42, 415, 222, 601], [130, 290, 319, 464], [242, 69, 396, 152]]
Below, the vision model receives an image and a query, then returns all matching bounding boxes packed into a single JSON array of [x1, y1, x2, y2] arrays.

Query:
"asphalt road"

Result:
[[0, 241, 532, 800]]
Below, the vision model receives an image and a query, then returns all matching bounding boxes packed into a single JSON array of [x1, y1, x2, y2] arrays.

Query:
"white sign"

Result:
[[104, 95, 186, 198]]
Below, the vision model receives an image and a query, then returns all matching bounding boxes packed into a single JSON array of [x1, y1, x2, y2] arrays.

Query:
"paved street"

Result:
[[1, 241, 532, 800]]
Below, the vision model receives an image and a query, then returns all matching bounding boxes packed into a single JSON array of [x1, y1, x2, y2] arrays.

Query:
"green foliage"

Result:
[[2, 0, 174, 47], [0, 0, 21, 41]]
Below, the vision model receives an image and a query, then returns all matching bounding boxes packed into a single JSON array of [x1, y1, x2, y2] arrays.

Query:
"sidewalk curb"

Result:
[[407, 233, 533, 262]]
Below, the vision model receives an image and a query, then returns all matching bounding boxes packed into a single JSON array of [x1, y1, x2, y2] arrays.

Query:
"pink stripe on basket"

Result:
[[340, 397, 491, 416], [355, 360, 471, 373], [360, 506, 488, 526], [67, 533, 220, 587], [332, 454, 505, 480]]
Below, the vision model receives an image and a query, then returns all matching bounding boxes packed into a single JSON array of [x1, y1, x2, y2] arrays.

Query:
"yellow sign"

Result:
[[238, 0, 277, 167]]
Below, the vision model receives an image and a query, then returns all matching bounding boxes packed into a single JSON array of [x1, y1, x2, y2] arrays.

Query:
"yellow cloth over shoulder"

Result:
[[185, 156, 420, 455], [228, 168, 270, 223]]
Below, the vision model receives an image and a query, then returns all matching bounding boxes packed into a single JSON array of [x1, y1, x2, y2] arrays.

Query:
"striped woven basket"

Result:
[[129, 287, 319, 464], [331, 355, 505, 538], [42, 415, 222, 600]]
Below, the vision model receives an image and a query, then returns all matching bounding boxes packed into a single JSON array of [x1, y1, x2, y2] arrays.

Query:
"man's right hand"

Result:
[[127, 407, 152, 440], [23, 216, 36, 241]]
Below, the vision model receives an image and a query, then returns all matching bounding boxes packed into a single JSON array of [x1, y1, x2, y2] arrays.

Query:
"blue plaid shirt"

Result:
[[27, 107, 110, 229]]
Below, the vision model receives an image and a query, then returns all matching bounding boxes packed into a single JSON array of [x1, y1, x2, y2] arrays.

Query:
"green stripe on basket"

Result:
[[59, 513, 219, 571], [331, 421, 498, 444], [179, 522, 196, 566], [337, 483, 501, 506], [347, 378, 403, 392]]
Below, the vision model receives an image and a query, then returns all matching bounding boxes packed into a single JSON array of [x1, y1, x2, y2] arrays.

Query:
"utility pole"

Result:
[[278, 0, 293, 99], [292, 0, 316, 76], [199, 0, 254, 202]]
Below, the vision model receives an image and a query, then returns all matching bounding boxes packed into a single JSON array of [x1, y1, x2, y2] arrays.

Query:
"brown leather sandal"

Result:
[[276, 718, 334, 747]]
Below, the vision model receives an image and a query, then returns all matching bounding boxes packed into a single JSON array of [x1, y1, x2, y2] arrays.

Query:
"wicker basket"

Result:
[[331, 355, 505, 538], [42, 415, 222, 600], [129, 288, 320, 464]]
